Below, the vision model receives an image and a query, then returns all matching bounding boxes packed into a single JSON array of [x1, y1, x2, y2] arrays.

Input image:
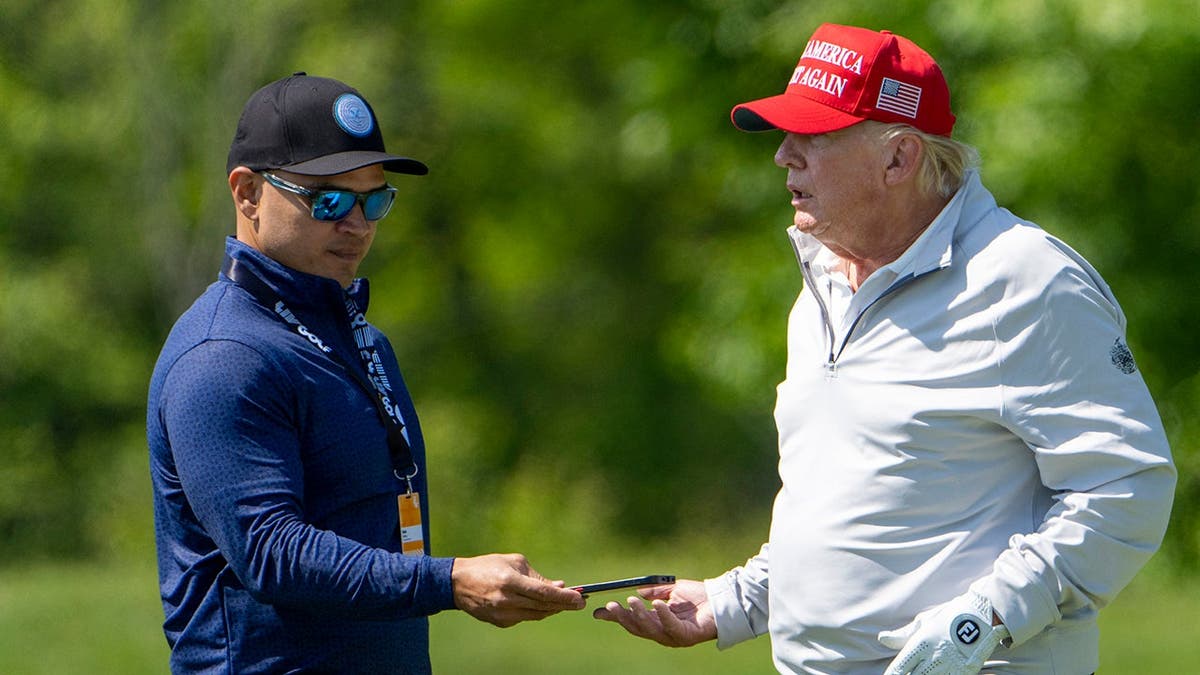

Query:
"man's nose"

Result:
[[336, 204, 372, 234], [775, 135, 804, 169]]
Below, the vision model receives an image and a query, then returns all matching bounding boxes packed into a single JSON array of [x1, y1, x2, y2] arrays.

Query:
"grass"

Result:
[[0, 559, 168, 673], [0, 552, 1193, 673]]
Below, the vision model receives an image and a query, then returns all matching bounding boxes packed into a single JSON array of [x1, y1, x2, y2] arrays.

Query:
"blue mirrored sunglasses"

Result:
[[261, 172, 397, 221]]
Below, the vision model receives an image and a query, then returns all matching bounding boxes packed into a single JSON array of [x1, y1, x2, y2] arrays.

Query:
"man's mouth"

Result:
[[330, 249, 363, 262]]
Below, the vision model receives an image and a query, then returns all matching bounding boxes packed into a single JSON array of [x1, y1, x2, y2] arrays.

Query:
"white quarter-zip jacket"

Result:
[[705, 171, 1176, 673]]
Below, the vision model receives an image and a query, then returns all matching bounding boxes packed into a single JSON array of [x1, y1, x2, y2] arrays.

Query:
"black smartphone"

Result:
[[570, 574, 676, 595]]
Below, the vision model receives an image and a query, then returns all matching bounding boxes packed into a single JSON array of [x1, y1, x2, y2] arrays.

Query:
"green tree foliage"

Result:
[[1, 0, 1196, 570]]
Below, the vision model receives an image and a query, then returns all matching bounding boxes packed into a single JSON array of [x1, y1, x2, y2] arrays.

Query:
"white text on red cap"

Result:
[[788, 39, 865, 99], [800, 39, 864, 74]]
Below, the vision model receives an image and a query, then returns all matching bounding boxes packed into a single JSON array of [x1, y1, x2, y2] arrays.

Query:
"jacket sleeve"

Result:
[[159, 338, 456, 618], [705, 544, 772, 649], [974, 245, 1176, 645]]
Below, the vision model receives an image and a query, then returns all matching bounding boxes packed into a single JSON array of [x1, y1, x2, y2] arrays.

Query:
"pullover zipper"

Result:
[[792, 239, 929, 374], [799, 260, 838, 368]]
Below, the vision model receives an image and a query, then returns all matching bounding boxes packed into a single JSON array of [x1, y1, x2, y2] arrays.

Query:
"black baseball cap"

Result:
[[226, 72, 428, 176]]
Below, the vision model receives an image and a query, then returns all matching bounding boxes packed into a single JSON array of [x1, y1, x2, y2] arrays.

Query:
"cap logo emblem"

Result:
[[333, 93, 374, 137], [876, 77, 922, 119]]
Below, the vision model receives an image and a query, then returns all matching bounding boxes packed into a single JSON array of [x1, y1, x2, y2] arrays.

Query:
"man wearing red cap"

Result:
[[148, 74, 584, 674], [595, 24, 1174, 674]]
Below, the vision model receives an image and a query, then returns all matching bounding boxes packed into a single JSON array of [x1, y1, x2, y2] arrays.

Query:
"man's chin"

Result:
[[793, 217, 820, 234]]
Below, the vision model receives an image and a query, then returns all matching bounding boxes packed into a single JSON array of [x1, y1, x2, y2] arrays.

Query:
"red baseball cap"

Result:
[[731, 23, 955, 137]]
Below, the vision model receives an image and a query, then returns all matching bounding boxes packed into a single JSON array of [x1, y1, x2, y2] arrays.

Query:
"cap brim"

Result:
[[283, 151, 429, 176], [731, 92, 865, 135]]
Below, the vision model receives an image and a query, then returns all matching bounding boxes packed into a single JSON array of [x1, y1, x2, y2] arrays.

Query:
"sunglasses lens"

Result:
[[363, 190, 396, 221], [311, 191, 355, 221]]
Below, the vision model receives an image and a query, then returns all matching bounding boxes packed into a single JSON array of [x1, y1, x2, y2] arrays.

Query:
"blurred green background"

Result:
[[2, 0, 1198, 672]]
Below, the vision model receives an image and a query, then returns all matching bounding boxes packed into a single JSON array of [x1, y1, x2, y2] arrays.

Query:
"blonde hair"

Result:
[[860, 121, 980, 198]]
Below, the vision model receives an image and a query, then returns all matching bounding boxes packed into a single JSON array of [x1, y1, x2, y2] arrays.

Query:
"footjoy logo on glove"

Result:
[[955, 619, 981, 645]]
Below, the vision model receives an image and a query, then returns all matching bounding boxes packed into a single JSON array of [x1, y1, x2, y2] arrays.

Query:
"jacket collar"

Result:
[[788, 169, 988, 281], [221, 236, 371, 314]]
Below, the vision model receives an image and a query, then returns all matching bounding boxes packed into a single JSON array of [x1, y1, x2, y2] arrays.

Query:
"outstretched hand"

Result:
[[592, 579, 717, 647], [452, 553, 585, 628]]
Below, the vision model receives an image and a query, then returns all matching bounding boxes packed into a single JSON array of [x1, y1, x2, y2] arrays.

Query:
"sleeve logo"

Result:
[[1110, 338, 1137, 374]]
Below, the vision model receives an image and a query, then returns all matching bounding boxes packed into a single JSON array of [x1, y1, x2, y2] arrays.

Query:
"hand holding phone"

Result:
[[570, 574, 675, 595], [591, 577, 717, 647]]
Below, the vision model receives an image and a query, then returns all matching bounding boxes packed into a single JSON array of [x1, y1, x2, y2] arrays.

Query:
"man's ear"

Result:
[[229, 167, 262, 221], [883, 134, 924, 186]]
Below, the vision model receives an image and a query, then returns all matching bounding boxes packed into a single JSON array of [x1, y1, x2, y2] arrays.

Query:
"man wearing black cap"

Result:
[[594, 24, 1174, 674], [147, 73, 584, 674]]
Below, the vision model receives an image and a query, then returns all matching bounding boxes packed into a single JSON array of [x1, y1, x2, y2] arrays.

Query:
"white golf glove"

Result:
[[878, 590, 1009, 675]]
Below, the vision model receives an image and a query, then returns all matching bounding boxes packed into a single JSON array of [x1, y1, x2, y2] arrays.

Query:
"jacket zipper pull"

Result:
[[825, 357, 838, 380]]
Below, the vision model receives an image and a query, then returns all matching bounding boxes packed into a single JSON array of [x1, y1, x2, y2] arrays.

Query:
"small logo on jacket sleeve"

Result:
[[1110, 338, 1137, 374]]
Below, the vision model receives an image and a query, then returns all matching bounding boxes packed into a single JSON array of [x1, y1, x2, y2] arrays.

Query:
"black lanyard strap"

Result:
[[222, 257, 417, 481]]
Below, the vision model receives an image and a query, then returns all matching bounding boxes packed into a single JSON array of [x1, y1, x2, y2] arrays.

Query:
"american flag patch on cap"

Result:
[[876, 77, 921, 119]]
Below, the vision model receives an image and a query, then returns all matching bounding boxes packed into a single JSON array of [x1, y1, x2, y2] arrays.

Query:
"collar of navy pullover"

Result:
[[221, 236, 372, 316]]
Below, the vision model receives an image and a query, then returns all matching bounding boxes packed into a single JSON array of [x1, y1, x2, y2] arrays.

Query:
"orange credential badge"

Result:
[[398, 492, 425, 556]]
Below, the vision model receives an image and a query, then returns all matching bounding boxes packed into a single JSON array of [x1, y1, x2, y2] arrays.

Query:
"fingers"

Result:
[[513, 557, 549, 582], [452, 553, 585, 627], [593, 580, 717, 647], [651, 599, 692, 642], [591, 598, 634, 625], [636, 584, 676, 601], [502, 568, 585, 609], [594, 597, 656, 632], [480, 606, 572, 628], [877, 619, 919, 649], [593, 596, 677, 647]]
